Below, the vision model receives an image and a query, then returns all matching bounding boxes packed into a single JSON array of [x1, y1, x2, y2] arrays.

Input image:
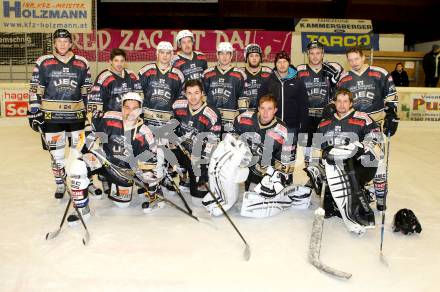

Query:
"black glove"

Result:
[[322, 103, 336, 120], [322, 62, 341, 85], [27, 109, 44, 132], [383, 105, 399, 137]]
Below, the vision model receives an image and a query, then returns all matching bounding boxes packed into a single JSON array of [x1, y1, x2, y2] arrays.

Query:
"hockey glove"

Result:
[[322, 102, 336, 120], [27, 108, 44, 132], [322, 62, 341, 85], [383, 105, 399, 137]]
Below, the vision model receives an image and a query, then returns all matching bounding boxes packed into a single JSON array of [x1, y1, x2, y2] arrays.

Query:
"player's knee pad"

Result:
[[70, 159, 90, 190], [68, 129, 84, 148], [82, 153, 103, 172], [109, 184, 133, 206]]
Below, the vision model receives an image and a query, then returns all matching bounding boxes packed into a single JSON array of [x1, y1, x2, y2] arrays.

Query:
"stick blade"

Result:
[[244, 244, 251, 261], [82, 231, 90, 246], [45, 229, 61, 240]]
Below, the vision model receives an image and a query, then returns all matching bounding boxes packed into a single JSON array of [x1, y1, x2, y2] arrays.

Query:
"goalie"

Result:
[[226, 94, 312, 218], [67, 92, 165, 226], [308, 88, 384, 235]]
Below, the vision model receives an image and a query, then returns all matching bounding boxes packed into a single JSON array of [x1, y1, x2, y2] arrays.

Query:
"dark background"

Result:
[[97, 0, 440, 46]]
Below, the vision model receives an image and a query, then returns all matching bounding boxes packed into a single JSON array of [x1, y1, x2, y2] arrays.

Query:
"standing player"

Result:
[[203, 42, 247, 133], [27, 29, 92, 200], [296, 41, 343, 165], [337, 46, 398, 211], [241, 43, 272, 111], [172, 79, 221, 203], [138, 41, 184, 127], [172, 30, 208, 82]]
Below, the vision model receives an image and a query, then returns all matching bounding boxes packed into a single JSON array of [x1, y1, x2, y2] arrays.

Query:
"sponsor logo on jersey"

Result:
[[199, 115, 209, 126], [145, 69, 157, 77], [43, 59, 58, 67], [102, 75, 116, 87], [368, 71, 381, 79], [175, 109, 187, 116], [348, 118, 365, 127], [229, 72, 243, 80], [239, 118, 253, 126], [106, 120, 123, 129], [267, 130, 285, 144], [135, 134, 145, 147], [318, 119, 332, 128], [261, 73, 270, 78], [298, 71, 310, 78]]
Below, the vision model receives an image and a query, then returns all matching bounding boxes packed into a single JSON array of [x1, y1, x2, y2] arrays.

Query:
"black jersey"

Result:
[[203, 66, 247, 129], [172, 51, 208, 82], [87, 69, 142, 114], [232, 111, 296, 175], [29, 53, 92, 123], [92, 111, 157, 170], [297, 62, 342, 118], [172, 98, 221, 155], [337, 66, 397, 122], [316, 109, 381, 151], [241, 66, 272, 110], [138, 63, 184, 126]]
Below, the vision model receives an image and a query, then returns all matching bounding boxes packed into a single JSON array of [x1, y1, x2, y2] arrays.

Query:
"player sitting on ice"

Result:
[[68, 92, 165, 226], [205, 94, 311, 218], [308, 88, 384, 235]]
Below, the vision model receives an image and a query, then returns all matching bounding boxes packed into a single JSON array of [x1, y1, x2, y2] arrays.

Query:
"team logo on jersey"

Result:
[[314, 78, 319, 83], [63, 67, 69, 73], [357, 80, 364, 86], [159, 79, 165, 84], [218, 78, 225, 83]]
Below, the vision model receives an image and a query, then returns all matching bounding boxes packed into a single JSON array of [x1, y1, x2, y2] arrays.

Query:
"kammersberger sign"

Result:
[[296, 18, 373, 34], [0, 0, 92, 33]]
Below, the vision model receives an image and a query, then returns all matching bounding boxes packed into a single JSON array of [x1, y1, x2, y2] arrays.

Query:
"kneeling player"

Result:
[[68, 92, 164, 225], [172, 79, 221, 204], [310, 88, 383, 235], [232, 94, 312, 218]]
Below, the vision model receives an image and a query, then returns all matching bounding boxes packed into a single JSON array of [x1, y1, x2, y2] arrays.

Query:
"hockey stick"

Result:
[[308, 181, 352, 279], [204, 182, 251, 261], [164, 170, 193, 215], [90, 149, 200, 222], [379, 131, 392, 265], [38, 128, 90, 245]]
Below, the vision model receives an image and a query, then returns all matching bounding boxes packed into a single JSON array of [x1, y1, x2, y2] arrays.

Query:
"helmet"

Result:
[[217, 42, 234, 53], [392, 208, 422, 235], [156, 41, 174, 52], [53, 29, 72, 41], [244, 43, 262, 62], [176, 30, 194, 45], [307, 41, 324, 51], [122, 92, 143, 105]]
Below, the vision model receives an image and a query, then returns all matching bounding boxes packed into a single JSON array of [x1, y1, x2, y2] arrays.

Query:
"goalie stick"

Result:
[[308, 180, 352, 279], [39, 128, 90, 245]]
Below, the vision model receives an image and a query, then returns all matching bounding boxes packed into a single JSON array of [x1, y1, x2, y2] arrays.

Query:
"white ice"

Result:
[[0, 118, 439, 292]]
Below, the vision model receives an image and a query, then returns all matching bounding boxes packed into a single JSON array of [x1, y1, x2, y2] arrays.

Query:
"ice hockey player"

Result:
[[87, 48, 143, 195], [337, 46, 398, 212], [230, 94, 312, 218], [138, 41, 184, 127], [311, 88, 383, 235], [171, 79, 221, 204], [203, 42, 247, 133], [172, 30, 208, 82], [240, 43, 272, 111], [27, 29, 92, 200], [68, 92, 165, 225], [296, 41, 343, 166]]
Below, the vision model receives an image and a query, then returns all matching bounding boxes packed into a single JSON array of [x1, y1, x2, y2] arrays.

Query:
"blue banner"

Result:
[[301, 32, 379, 54]]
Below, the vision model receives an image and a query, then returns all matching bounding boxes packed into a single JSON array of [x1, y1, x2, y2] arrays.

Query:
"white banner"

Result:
[[0, 0, 92, 33], [295, 18, 373, 34], [0, 83, 29, 117]]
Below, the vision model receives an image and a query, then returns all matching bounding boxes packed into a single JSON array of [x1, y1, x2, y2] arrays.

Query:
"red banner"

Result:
[[72, 29, 292, 62]]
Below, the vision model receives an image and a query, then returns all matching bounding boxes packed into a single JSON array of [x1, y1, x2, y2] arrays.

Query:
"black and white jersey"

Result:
[[29, 53, 92, 123], [232, 111, 296, 175], [337, 66, 397, 122], [87, 69, 142, 114], [172, 98, 221, 155], [138, 63, 184, 126], [297, 63, 341, 118], [92, 111, 157, 170], [203, 66, 246, 127], [241, 66, 272, 110], [172, 51, 208, 82]]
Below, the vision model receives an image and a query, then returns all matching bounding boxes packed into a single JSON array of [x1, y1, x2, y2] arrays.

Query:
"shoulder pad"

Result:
[[36, 54, 54, 66], [273, 122, 288, 138], [370, 66, 388, 76], [194, 51, 205, 56], [261, 66, 273, 74], [203, 106, 219, 125], [318, 119, 332, 128], [74, 55, 90, 68], [172, 99, 188, 110], [103, 111, 123, 120], [353, 111, 373, 125], [171, 68, 185, 82], [203, 67, 216, 78], [139, 63, 157, 75], [97, 70, 113, 85], [233, 67, 247, 79], [296, 64, 307, 71]]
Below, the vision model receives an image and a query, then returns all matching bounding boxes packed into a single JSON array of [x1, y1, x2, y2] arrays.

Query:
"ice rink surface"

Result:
[[0, 118, 439, 292]]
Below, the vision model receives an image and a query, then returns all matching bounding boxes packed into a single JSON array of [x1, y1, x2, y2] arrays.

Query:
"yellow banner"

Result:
[[0, 0, 92, 33]]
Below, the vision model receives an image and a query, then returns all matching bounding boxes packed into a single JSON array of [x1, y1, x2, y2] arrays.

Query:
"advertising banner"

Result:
[[0, 83, 29, 117], [301, 32, 379, 54]]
